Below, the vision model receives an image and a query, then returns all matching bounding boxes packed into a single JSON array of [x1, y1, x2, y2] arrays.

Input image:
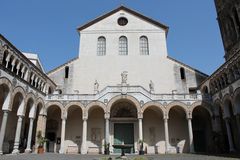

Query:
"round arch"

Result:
[[65, 101, 84, 118], [10, 86, 26, 111], [191, 101, 213, 117], [22, 92, 36, 116], [86, 101, 106, 115], [142, 101, 165, 116], [166, 101, 188, 118], [222, 94, 235, 117], [213, 99, 223, 117], [233, 87, 240, 114], [0, 77, 12, 90], [65, 102, 84, 112], [192, 103, 213, 153], [106, 95, 141, 114], [36, 97, 45, 115], [45, 101, 64, 117]]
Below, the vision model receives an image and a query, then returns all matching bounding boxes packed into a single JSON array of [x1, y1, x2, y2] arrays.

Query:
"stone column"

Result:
[[21, 66, 25, 79], [16, 62, 21, 75], [11, 58, 16, 72], [5, 53, 11, 68], [235, 114, 240, 138], [59, 118, 66, 154], [187, 118, 195, 153], [225, 118, 235, 152], [138, 118, 143, 141], [42, 115, 47, 152], [25, 118, 34, 153], [81, 118, 87, 154], [12, 115, 24, 154], [0, 111, 9, 154], [164, 118, 169, 153], [105, 116, 110, 144]]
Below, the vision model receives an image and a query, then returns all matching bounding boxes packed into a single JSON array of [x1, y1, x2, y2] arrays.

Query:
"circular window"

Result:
[[118, 17, 128, 26]]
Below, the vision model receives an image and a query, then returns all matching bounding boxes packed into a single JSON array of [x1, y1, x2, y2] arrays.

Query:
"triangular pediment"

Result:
[[77, 5, 169, 34]]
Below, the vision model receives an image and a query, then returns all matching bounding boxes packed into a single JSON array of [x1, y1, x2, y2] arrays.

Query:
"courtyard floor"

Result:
[[0, 153, 240, 160]]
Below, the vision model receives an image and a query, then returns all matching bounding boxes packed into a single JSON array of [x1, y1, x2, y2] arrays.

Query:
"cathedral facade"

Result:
[[0, 3, 238, 155]]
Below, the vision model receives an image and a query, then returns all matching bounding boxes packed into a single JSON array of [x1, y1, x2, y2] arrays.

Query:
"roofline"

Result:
[[47, 57, 78, 75], [0, 34, 56, 87], [167, 56, 209, 77], [23, 52, 46, 73], [199, 50, 240, 87], [77, 5, 169, 35]]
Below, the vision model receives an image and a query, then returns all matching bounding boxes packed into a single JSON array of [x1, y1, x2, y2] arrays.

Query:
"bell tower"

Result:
[[214, 0, 240, 60]]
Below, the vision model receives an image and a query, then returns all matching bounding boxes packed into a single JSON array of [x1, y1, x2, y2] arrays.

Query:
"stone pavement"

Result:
[[0, 153, 239, 160]]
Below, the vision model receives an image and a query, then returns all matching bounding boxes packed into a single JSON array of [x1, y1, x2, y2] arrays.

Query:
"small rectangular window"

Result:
[[65, 66, 69, 78], [189, 87, 197, 94], [180, 67, 186, 80]]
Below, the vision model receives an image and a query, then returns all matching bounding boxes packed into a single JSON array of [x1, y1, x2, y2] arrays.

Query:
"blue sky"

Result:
[[0, 0, 224, 75]]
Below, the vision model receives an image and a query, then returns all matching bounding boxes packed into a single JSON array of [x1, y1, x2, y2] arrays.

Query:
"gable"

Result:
[[77, 6, 169, 34]]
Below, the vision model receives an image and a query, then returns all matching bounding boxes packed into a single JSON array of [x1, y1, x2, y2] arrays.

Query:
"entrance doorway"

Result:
[[114, 123, 134, 153]]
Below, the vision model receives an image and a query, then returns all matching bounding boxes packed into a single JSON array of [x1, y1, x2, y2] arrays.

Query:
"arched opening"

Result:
[[97, 36, 106, 56], [110, 100, 137, 154], [8, 55, 14, 70], [13, 60, 19, 74], [45, 105, 61, 153], [234, 91, 240, 115], [202, 86, 209, 94], [169, 106, 188, 153], [2, 50, 8, 67], [143, 106, 164, 154], [5, 92, 24, 153], [224, 99, 239, 151], [192, 106, 212, 153], [48, 87, 53, 94], [87, 106, 104, 154], [65, 105, 82, 154], [214, 102, 229, 153], [20, 98, 34, 152], [0, 84, 10, 128], [32, 102, 43, 151]]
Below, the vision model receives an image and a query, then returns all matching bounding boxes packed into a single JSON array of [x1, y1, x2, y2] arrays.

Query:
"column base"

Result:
[[0, 150, 3, 155], [230, 148, 236, 153], [25, 148, 32, 153], [12, 149, 20, 154], [81, 148, 87, 154], [165, 149, 169, 154]]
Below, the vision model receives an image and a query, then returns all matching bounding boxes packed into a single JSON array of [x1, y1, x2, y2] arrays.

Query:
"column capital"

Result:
[[163, 117, 168, 121], [138, 112, 143, 119], [83, 117, 88, 121], [104, 113, 110, 119], [2, 110, 9, 114], [224, 117, 230, 121], [61, 117, 67, 121], [29, 117, 35, 120], [186, 111, 192, 119], [17, 115, 24, 118]]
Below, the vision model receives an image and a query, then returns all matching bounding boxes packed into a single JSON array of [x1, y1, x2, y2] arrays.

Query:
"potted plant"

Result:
[[37, 131, 47, 154], [104, 141, 110, 155], [138, 139, 144, 155]]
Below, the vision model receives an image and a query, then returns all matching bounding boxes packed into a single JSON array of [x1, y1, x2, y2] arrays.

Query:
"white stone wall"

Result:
[[48, 9, 206, 94]]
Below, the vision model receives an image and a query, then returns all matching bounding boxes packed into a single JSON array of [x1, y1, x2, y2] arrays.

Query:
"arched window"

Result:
[[180, 67, 186, 80], [97, 36, 106, 56], [119, 36, 128, 55], [140, 36, 149, 55]]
